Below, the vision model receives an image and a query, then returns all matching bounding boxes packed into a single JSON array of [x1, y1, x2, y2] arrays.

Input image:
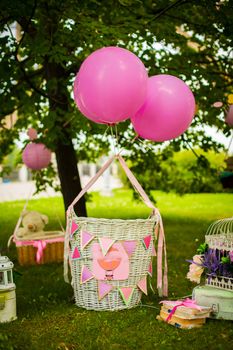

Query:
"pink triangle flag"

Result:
[[98, 237, 115, 256], [81, 230, 95, 250], [71, 246, 81, 260], [119, 287, 134, 306], [98, 281, 113, 300], [151, 245, 157, 257], [80, 265, 94, 284], [137, 277, 148, 295], [148, 260, 153, 277], [70, 220, 79, 236], [122, 240, 137, 256], [142, 235, 152, 250]]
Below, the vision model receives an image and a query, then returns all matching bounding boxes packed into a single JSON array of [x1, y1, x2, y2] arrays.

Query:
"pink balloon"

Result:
[[22, 143, 51, 170], [73, 76, 103, 123], [131, 75, 195, 142], [74, 46, 148, 124], [225, 105, 233, 127]]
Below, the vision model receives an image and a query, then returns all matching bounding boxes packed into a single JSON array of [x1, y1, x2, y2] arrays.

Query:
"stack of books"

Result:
[[157, 299, 212, 329]]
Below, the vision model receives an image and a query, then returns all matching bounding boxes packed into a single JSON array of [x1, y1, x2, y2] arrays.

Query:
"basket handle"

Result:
[[65, 154, 168, 296], [68, 154, 157, 215]]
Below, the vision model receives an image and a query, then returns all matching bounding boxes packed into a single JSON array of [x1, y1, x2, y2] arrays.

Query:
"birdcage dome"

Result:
[[205, 217, 233, 251]]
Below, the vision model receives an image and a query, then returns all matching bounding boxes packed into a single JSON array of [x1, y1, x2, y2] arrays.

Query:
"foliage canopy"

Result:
[[0, 0, 232, 205]]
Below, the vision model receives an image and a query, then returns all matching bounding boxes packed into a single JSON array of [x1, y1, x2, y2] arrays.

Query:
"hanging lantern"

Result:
[[22, 128, 52, 170], [22, 143, 51, 170], [0, 255, 17, 323], [225, 105, 233, 127]]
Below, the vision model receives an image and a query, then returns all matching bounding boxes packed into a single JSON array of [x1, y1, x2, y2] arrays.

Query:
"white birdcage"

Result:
[[0, 256, 17, 322], [205, 217, 233, 291]]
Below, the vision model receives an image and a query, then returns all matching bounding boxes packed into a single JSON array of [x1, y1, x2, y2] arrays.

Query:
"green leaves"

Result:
[[197, 243, 208, 255], [0, 0, 232, 198]]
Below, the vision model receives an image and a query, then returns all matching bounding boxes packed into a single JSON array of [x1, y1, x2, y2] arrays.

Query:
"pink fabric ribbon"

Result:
[[33, 240, 47, 263], [15, 237, 64, 264], [160, 298, 202, 322]]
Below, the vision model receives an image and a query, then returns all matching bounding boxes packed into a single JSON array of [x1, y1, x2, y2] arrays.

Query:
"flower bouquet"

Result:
[[187, 243, 233, 290]]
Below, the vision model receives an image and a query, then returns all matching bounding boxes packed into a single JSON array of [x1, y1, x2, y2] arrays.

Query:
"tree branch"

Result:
[[15, 0, 38, 54], [6, 8, 67, 104], [148, 0, 189, 22], [0, 16, 12, 26], [164, 13, 210, 29]]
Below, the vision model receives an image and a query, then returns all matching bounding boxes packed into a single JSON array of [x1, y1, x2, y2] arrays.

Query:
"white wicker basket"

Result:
[[205, 217, 233, 291], [64, 154, 168, 311], [69, 214, 158, 310]]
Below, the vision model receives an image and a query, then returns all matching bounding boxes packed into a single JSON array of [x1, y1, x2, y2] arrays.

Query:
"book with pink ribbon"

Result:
[[157, 298, 212, 329]]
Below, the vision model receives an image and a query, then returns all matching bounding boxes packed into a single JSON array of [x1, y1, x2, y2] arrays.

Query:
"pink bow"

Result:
[[160, 298, 202, 322], [33, 240, 47, 263]]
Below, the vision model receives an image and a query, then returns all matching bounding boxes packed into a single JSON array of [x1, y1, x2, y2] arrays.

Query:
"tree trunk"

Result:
[[55, 140, 87, 216], [44, 60, 87, 217]]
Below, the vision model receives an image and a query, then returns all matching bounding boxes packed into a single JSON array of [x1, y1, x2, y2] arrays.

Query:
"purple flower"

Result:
[[187, 247, 233, 279], [202, 249, 221, 276]]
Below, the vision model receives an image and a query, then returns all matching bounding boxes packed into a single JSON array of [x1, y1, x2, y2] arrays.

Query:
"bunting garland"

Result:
[[137, 276, 148, 295], [81, 230, 95, 250], [142, 235, 152, 250], [70, 231, 158, 304], [98, 281, 113, 300], [122, 240, 137, 256], [148, 260, 153, 277], [80, 265, 94, 284], [70, 220, 79, 237], [119, 287, 135, 306], [71, 246, 82, 260], [98, 237, 115, 256]]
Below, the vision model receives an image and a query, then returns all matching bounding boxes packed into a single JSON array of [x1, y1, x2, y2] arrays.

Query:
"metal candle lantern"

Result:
[[0, 256, 17, 322]]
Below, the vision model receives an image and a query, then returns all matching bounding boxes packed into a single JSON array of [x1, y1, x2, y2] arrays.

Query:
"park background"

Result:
[[0, 1, 233, 349]]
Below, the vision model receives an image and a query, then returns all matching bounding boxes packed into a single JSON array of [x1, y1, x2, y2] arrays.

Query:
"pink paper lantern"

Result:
[[225, 105, 233, 127], [27, 128, 38, 140], [22, 143, 52, 170]]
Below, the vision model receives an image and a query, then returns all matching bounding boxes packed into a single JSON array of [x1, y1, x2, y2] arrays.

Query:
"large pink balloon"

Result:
[[74, 46, 148, 124], [73, 76, 103, 124], [131, 75, 196, 142]]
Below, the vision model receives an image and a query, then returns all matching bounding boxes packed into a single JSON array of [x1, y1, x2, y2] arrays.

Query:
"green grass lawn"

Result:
[[0, 190, 233, 350]]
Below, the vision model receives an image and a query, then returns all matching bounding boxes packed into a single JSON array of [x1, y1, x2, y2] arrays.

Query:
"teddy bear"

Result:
[[16, 210, 49, 239]]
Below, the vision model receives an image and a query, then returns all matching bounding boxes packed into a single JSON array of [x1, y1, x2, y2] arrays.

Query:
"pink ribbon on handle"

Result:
[[160, 298, 202, 322], [33, 240, 47, 263]]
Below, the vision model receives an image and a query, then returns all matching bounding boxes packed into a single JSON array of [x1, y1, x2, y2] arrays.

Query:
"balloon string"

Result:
[[114, 124, 120, 153], [181, 137, 199, 159], [131, 134, 139, 144], [118, 133, 139, 155], [110, 126, 117, 155], [137, 138, 155, 152], [103, 125, 110, 138], [63, 115, 75, 127]]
